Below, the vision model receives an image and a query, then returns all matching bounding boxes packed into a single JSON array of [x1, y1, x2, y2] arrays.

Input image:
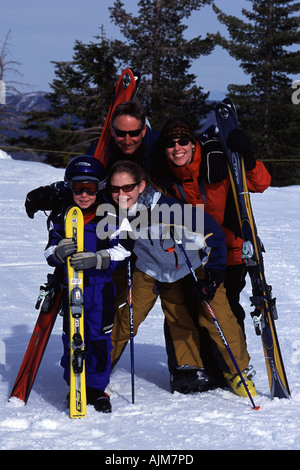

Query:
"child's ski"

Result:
[[65, 206, 86, 418]]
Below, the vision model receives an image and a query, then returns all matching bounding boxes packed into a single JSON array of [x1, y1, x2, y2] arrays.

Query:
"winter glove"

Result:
[[201, 137, 228, 183], [25, 186, 54, 219], [227, 128, 256, 171], [70, 250, 111, 271], [53, 238, 77, 263], [25, 181, 68, 219], [196, 278, 218, 301], [195, 269, 225, 302]]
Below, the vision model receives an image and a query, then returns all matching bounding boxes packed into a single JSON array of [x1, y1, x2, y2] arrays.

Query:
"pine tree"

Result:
[[10, 35, 118, 167], [109, 0, 214, 129], [211, 0, 300, 185]]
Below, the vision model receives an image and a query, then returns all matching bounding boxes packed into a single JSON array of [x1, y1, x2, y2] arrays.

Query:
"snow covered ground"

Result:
[[0, 151, 300, 451]]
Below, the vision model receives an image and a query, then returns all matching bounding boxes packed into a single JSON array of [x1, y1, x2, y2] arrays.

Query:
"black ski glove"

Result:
[[195, 269, 225, 302], [25, 181, 67, 218], [227, 128, 256, 171], [53, 238, 77, 263], [201, 137, 228, 183]]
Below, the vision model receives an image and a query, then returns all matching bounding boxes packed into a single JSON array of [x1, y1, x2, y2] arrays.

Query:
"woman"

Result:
[[108, 160, 256, 398], [152, 116, 271, 335], [45, 155, 133, 413]]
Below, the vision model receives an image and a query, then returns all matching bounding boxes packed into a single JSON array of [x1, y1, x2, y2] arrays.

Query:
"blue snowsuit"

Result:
[[45, 196, 133, 391]]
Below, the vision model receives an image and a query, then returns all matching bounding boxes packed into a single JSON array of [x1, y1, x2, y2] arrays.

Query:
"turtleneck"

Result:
[[82, 202, 98, 225]]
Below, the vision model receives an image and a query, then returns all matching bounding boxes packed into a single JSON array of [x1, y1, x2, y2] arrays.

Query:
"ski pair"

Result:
[[215, 99, 290, 399], [9, 68, 140, 410]]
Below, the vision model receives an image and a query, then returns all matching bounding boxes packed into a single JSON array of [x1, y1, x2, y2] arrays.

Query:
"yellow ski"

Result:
[[65, 206, 86, 418]]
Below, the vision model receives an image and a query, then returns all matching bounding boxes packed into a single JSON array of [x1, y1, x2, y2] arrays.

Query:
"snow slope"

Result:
[[0, 155, 300, 451]]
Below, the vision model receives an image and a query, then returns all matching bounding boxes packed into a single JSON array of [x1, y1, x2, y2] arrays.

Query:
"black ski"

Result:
[[215, 99, 290, 399]]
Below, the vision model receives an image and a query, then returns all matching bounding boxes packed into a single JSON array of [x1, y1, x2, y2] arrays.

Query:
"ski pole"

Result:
[[174, 237, 260, 410], [127, 259, 135, 404]]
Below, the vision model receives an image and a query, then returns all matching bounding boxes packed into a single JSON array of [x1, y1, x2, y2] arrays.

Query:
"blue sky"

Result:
[[1, 0, 251, 99]]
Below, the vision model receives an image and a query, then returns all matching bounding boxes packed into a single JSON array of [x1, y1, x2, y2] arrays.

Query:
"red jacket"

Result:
[[167, 141, 271, 265]]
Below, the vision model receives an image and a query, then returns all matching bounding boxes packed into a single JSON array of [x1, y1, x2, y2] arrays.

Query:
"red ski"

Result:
[[9, 271, 63, 404], [93, 68, 140, 166]]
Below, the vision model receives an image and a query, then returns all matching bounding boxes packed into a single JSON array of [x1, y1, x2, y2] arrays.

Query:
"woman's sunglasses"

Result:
[[164, 137, 190, 148], [112, 126, 143, 138], [110, 182, 141, 193]]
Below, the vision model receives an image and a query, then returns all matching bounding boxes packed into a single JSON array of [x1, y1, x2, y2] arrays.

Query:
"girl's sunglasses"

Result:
[[72, 181, 99, 195], [112, 126, 143, 138], [110, 181, 140, 193], [164, 137, 190, 148]]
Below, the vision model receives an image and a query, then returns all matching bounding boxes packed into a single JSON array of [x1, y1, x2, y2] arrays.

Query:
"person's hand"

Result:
[[195, 269, 225, 302], [70, 252, 98, 270], [25, 186, 54, 218], [53, 238, 76, 263], [70, 251, 111, 271], [227, 128, 256, 171], [195, 278, 218, 301]]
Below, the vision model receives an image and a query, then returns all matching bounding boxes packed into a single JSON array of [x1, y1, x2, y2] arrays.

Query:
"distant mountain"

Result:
[[7, 91, 50, 114], [0, 92, 50, 162]]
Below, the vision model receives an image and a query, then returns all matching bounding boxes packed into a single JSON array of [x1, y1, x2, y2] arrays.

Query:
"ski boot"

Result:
[[86, 387, 112, 413], [170, 365, 219, 394], [223, 365, 257, 397]]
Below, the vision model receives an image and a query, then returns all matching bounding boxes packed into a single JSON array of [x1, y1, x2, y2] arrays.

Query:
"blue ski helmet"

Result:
[[64, 155, 107, 192]]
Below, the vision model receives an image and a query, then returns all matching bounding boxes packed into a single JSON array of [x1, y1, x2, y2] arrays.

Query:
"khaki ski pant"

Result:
[[110, 267, 250, 375]]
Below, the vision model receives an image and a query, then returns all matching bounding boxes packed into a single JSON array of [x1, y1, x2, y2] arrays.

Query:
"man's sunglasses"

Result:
[[112, 126, 144, 138], [71, 181, 99, 195], [164, 137, 191, 148], [110, 182, 140, 193]]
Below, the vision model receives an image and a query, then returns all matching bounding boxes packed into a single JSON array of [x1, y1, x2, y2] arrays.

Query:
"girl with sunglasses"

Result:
[[44, 155, 133, 413], [108, 160, 256, 398]]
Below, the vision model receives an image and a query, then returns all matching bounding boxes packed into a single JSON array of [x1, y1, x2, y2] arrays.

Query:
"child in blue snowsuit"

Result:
[[44, 155, 133, 413]]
